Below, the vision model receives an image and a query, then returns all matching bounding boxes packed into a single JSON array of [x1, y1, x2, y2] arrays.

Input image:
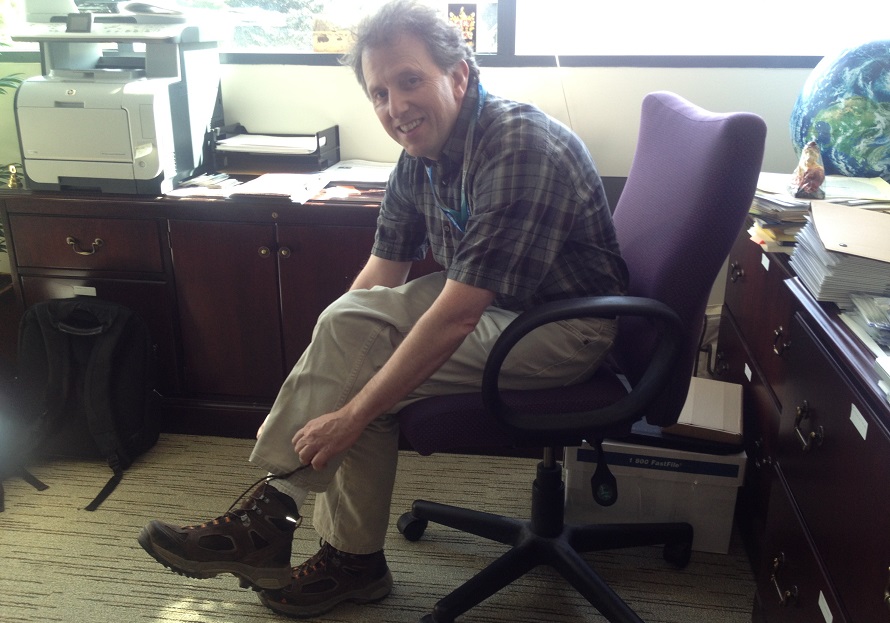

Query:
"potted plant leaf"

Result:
[[1, 45, 24, 272]]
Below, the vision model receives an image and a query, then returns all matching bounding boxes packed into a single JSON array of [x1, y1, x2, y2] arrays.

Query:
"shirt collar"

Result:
[[420, 75, 481, 180]]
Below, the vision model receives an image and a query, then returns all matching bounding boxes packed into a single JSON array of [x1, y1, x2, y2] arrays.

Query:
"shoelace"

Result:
[[225, 465, 310, 515], [183, 466, 311, 529], [294, 541, 343, 579]]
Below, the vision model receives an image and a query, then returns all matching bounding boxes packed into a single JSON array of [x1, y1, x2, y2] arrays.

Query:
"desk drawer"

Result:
[[10, 215, 164, 273], [757, 470, 846, 623], [780, 313, 890, 622]]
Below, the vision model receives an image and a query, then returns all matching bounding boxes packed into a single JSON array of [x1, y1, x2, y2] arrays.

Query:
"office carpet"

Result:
[[0, 434, 756, 622]]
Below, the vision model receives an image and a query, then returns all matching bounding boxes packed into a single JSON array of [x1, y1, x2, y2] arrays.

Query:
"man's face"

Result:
[[362, 34, 469, 161]]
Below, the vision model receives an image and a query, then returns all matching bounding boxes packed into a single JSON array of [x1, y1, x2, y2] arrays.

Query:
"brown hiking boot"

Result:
[[137, 480, 300, 590], [258, 542, 393, 618]]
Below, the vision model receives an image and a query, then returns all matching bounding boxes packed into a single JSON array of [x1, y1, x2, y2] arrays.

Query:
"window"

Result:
[[514, 0, 889, 58], [203, 0, 499, 54], [1, 0, 886, 66]]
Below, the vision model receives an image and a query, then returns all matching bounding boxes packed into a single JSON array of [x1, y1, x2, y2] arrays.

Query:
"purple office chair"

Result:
[[396, 91, 767, 623]]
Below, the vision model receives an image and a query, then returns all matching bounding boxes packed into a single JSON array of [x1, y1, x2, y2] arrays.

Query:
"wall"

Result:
[[219, 63, 811, 176], [1, 60, 809, 176]]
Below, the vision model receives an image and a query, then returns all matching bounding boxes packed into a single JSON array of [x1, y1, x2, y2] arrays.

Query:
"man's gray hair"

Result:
[[342, 0, 481, 95]]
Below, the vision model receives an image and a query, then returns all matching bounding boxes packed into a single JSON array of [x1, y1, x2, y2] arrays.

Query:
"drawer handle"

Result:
[[753, 438, 772, 469], [772, 326, 790, 356], [258, 246, 272, 258], [794, 401, 824, 451], [66, 236, 104, 256], [279, 246, 292, 259], [771, 553, 799, 607], [884, 567, 890, 613], [729, 261, 744, 283]]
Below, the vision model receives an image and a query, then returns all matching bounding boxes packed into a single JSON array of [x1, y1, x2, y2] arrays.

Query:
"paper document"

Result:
[[322, 159, 395, 184], [216, 134, 324, 155], [228, 173, 328, 204], [758, 171, 890, 202], [811, 201, 890, 263]]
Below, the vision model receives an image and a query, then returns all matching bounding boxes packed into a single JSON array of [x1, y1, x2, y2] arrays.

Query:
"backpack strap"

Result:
[[52, 299, 132, 511], [32, 303, 76, 448]]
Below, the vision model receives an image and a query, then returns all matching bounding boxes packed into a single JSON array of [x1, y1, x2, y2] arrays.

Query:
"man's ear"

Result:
[[450, 60, 470, 98]]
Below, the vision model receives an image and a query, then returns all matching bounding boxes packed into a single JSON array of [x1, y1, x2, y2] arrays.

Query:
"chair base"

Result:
[[398, 461, 693, 623]]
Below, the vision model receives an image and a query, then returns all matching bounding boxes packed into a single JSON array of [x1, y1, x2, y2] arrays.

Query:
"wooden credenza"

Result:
[[0, 191, 439, 437], [715, 225, 890, 623]]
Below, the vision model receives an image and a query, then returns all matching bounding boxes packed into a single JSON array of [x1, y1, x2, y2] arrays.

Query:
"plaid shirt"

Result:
[[373, 77, 628, 312]]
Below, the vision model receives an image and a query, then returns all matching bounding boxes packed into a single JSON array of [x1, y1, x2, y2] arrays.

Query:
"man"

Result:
[[138, 0, 628, 618]]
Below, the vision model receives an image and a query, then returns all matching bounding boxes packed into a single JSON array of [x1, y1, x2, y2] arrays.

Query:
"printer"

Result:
[[12, 0, 223, 194]]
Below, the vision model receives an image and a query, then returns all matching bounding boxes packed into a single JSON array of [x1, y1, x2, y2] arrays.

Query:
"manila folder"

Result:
[[811, 200, 890, 263]]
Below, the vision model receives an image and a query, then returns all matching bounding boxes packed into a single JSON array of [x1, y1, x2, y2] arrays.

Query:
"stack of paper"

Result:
[[321, 159, 395, 185], [216, 134, 324, 155], [790, 201, 890, 309], [750, 173, 890, 253], [227, 173, 328, 204]]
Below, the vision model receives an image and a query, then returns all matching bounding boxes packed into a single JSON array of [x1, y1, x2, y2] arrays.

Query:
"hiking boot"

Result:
[[137, 480, 300, 590], [258, 542, 393, 618]]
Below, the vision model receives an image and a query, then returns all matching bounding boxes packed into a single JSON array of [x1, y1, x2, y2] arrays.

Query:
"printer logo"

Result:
[[66, 89, 77, 96]]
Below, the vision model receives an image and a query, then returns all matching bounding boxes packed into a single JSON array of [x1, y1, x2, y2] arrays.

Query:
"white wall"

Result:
[[220, 63, 812, 176], [2, 61, 810, 175]]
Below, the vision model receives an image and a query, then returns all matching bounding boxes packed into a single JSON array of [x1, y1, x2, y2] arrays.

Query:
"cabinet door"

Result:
[[780, 313, 890, 623], [716, 309, 778, 565], [757, 470, 846, 623], [722, 232, 795, 413], [19, 276, 180, 395], [277, 225, 376, 369], [169, 220, 284, 398]]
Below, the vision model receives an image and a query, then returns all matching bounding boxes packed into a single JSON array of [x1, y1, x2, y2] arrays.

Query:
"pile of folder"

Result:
[[789, 201, 890, 310], [749, 173, 890, 254], [748, 193, 809, 252]]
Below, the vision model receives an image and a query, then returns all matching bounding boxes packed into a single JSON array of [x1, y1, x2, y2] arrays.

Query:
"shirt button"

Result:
[[443, 224, 452, 233]]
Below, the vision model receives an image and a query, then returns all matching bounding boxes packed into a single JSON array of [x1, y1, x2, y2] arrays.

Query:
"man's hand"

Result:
[[292, 409, 365, 470], [291, 278, 494, 471]]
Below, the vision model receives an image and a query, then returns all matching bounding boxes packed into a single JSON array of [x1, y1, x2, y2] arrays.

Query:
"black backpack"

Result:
[[0, 298, 160, 511]]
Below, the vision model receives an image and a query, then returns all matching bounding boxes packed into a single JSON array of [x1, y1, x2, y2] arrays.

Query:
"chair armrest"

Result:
[[481, 296, 685, 441]]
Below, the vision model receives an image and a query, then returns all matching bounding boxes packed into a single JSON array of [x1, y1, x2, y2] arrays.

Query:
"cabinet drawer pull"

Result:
[[794, 401, 824, 451], [753, 438, 772, 468], [884, 567, 890, 613], [771, 553, 799, 607], [772, 326, 790, 356], [279, 247, 292, 259], [729, 261, 744, 283], [258, 246, 272, 258], [66, 236, 104, 256]]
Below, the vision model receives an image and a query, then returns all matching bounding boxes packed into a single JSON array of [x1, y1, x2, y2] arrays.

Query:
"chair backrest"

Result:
[[610, 91, 766, 425]]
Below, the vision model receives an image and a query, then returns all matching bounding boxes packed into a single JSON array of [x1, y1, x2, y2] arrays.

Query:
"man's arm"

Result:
[[292, 278, 496, 469], [351, 255, 413, 290]]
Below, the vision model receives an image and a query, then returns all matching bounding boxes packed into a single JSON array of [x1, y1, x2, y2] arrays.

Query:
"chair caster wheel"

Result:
[[663, 540, 692, 568], [397, 512, 428, 542]]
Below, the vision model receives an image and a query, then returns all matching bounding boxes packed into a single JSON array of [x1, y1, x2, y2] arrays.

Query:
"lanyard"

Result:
[[425, 81, 487, 233]]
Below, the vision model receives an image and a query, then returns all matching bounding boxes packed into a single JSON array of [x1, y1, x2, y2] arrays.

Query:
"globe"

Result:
[[790, 39, 890, 182]]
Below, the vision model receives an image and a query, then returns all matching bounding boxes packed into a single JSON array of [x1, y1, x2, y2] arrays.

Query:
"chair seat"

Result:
[[399, 367, 630, 455]]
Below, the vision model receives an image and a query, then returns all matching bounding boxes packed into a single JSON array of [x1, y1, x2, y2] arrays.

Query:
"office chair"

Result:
[[394, 91, 767, 623]]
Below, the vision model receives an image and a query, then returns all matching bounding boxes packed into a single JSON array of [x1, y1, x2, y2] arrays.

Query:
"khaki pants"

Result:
[[250, 272, 616, 554]]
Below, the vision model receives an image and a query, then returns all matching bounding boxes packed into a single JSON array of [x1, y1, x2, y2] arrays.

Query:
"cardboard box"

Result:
[[564, 440, 746, 553], [662, 376, 743, 445]]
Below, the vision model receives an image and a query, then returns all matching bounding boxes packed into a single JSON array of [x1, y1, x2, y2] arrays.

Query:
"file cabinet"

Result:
[[716, 227, 890, 623]]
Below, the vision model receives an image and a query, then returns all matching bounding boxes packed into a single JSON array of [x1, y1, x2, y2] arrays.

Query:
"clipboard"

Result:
[[811, 200, 890, 263]]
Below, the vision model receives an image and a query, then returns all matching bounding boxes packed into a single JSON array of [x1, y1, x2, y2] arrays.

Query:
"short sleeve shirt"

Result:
[[372, 78, 628, 312]]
